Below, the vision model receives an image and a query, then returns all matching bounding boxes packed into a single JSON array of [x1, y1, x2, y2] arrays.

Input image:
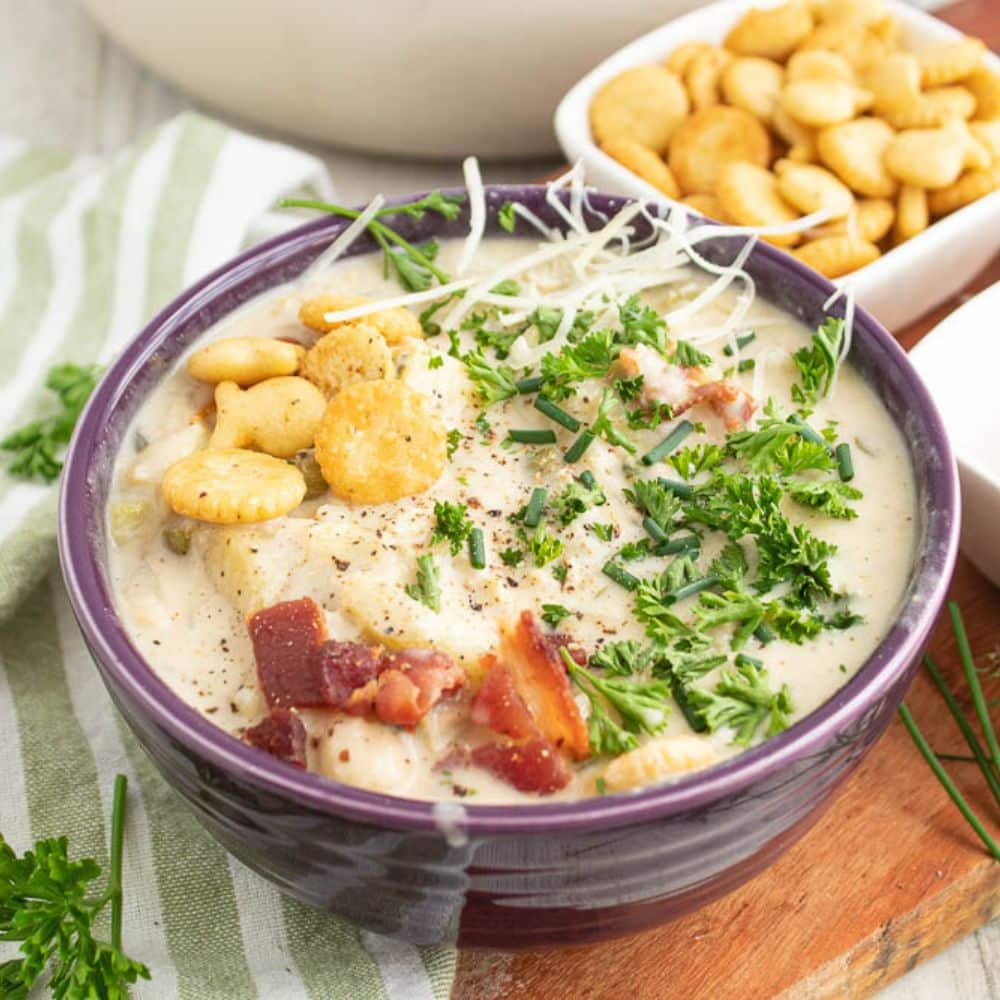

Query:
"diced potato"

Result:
[[128, 423, 208, 487], [197, 520, 312, 616], [318, 717, 423, 795]]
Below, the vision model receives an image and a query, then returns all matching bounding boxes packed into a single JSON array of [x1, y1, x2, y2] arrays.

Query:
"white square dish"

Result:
[[554, 0, 1000, 332]]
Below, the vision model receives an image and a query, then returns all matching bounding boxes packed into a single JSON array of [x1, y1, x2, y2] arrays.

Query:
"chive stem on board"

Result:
[[579, 470, 597, 490], [836, 442, 854, 482], [738, 358, 756, 373], [949, 602, 1000, 781], [523, 487, 548, 528], [507, 428, 556, 445], [723, 332, 757, 357], [468, 527, 486, 569], [564, 429, 595, 463], [923, 653, 1000, 806], [602, 561, 639, 591], [642, 420, 694, 466], [516, 375, 544, 394], [899, 704, 1000, 861], [534, 395, 582, 432]]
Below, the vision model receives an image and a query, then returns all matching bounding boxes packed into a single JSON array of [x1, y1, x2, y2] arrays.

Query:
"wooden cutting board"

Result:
[[455, 3, 1000, 996]]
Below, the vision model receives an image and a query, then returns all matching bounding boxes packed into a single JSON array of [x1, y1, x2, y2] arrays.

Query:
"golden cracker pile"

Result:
[[590, 0, 1000, 278]]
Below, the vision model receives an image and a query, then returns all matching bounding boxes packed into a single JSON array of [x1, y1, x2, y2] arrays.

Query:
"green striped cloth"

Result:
[[0, 113, 456, 999]]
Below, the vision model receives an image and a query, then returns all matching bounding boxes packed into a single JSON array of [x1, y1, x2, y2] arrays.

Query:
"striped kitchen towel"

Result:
[[0, 113, 456, 1000]]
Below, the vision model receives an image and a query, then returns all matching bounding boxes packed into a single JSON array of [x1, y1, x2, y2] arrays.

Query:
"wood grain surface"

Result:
[[455, 3, 1000, 996]]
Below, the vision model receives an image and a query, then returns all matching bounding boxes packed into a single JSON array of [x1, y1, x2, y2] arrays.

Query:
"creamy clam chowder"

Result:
[[107, 200, 916, 804]]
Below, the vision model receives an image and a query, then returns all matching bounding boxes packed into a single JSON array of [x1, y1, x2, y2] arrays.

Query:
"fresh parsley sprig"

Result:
[[2, 364, 101, 483], [792, 317, 845, 405], [430, 501, 473, 555], [278, 192, 464, 292], [460, 350, 518, 406], [405, 555, 441, 612], [0, 775, 149, 998], [562, 648, 671, 756], [688, 658, 793, 746]]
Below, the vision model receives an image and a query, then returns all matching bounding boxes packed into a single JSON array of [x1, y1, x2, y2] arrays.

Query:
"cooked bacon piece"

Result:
[[619, 344, 756, 430], [248, 598, 327, 708], [695, 379, 756, 431], [501, 611, 590, 761], [243, 708, 307, 768], [316, 640, 381, 707], [470, 739, 571, 794], [620, 345, 702, 416], [470, 655, 538, 740], [248, 598, 464, 726], [374, 649, 466, 728]]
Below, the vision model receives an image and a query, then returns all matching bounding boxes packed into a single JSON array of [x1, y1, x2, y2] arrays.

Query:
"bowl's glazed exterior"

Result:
[[58, 186, 959, 948]]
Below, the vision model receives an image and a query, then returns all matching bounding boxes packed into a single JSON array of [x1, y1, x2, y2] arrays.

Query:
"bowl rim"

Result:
[[552, 0, 1000, 291], [58, 183, 960, 836]]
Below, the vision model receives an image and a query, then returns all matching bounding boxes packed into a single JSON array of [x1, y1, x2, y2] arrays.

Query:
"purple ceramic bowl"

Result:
[[58, 185, 959, 948]]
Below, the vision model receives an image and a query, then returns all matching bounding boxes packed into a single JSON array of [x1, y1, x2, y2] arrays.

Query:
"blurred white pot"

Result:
[[79, 0, 703, 160]]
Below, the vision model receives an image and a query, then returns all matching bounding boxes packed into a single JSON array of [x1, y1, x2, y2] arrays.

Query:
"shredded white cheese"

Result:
[[303, 193, 385, 287], [456, 156, 486, 277]]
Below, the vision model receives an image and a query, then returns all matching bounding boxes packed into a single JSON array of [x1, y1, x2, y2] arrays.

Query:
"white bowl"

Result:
[[555, 0, 1000, 332], [910, 281, 999, 587], [78, 0, 706, 160]]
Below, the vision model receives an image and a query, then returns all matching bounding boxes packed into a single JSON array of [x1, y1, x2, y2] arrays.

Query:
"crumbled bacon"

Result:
[[247, 598, 464, 728], [316, 640, 381, 707], [470, 655, 538, 740], [500, 611, 590, 761], [374, 650, 466, 727], [249, 598, 328, 708], [695, 379, 756, 431], [243, 708, 307, 768], [619, 344, 756, 430], [470, 739, 571, 793]]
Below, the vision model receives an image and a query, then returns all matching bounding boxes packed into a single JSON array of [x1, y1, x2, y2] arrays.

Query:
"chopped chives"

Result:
[[735, 653, 763, 670], [516, 375, 543, 394], [789, 414, 829, 451], [602, 561, 639, 591], [523, 487, 548, 527], [507, 428, 556, 445], [723, 332, 757, 356], [564, 429, 595, 463], [656, 477, 694, 499], [579, 470, 597, 490], [671, 680, 709, 733], [642, 419, 694, 466], [468, 527, 486, 569], [670, 574, 718, 603], [754, 622, 775, 645], [738, 358, 755, 373], [643, 517, 668, 543], [656, 533, 700, 556], [534, 394, 581, 432], [836, 442, 854, 482]]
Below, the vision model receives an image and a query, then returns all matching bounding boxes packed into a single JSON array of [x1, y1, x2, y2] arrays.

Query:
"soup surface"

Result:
[[108, 213, 916, 804]]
